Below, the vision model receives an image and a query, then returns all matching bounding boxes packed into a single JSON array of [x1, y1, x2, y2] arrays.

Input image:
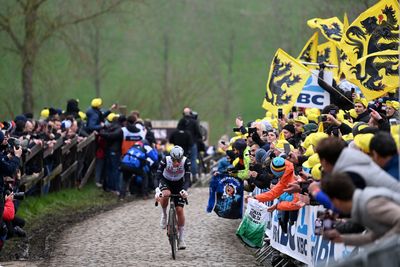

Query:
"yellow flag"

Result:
[[341, 0, 400, 100], [262, 49, 311, 116], [298, 32, 319, 67], [343, 13, 349, 32], [307, 17, 344, 47], [339, 13, 350, 78], [317, 41, 339, 78]]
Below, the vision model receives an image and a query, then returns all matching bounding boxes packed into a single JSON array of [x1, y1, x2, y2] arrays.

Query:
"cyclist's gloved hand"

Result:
[[180, 189, 188, 199], [155, 187, 163, 201]]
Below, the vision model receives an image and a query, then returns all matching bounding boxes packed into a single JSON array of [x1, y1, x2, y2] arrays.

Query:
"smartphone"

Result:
[[278, 108, 283, 119], [284, 143, 291, 155]]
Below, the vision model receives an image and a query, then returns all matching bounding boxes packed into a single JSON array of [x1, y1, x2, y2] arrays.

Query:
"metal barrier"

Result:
[[329, 235, 400, 267], [19, 134, 96, 195]]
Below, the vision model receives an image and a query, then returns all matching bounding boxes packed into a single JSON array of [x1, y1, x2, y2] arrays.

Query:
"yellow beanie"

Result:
[[106, 113, 119, 122], [302, 153, 320, 169], [311, 163, 322, 180], [91, 98, 102, 108], [353, 133, 374, 154], [294, 116, 309, 125], [386, 101, 400, 110], [354, 97, 368, 108], [40, 109, 50, 119]]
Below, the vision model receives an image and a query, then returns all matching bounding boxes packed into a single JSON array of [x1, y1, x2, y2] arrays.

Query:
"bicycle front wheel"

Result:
[[168, 206, 177, 260]]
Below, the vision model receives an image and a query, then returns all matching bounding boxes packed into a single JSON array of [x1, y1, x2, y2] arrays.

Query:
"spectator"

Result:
[[322, 172, 400, 246], [178, 107, 203, 184], [369, 132, 399, 180], [386, 100, 400, 123], [353, 98, 370, 123], [169, 120, 193, 157], [64, 99, 80, 119], [0, 131, 22, 233]]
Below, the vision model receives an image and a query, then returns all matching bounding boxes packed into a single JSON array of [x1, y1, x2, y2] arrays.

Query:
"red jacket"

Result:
[[3, 198, 15, 221], [255, 160, 295, 202]]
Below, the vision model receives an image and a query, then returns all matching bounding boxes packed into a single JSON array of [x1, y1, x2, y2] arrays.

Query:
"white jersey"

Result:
[[162, 156, 187, 181]]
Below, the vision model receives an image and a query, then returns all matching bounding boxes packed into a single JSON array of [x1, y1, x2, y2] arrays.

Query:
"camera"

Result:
[[248, 127, 257, 135], [7, 137, 29, 154], [5, 189, 25, 200], [319, 115, 327, 122], [314, 210, 337, 235]]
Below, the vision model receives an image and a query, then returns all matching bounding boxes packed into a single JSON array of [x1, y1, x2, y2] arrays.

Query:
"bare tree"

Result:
[[0, 0, 126, 113]]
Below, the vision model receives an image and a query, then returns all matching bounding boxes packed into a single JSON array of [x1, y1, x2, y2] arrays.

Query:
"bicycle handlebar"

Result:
[[154, 194, 189, 207]]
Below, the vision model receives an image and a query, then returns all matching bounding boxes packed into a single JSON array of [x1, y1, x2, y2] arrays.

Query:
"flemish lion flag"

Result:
[[298, 32, 319, 67], [317, 41, 339, 78], [341, 0, 400, 100], [307, 17, 344, 48], [262, 49, 311, 116]]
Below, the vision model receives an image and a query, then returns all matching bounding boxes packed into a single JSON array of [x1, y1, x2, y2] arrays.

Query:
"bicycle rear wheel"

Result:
[[168, 205, 177, 260]]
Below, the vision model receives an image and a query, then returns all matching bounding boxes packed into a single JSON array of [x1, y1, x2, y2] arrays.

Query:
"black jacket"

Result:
[[318, 70, 353, 111], [99, 122, 122, 154]]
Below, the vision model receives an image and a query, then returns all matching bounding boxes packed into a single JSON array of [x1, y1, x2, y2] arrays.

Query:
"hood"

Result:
[[333, 148, 372, 172], [126, 123, 140, 133]]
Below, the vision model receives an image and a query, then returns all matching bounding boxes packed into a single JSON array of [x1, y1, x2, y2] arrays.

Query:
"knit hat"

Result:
[[255, 148, 268, 164], [294, 116, 309, 125], [311, 163, 322, 180], [40, 109, 50, 119], [303, 123, 318, 135], [270, 157, 286, 178], [282, 124, 295, 135], [386, 100, 400, 110], [91, 98, 102, 108], [354, 97, 368, 108], [353, 133, 374, 154], [352, 122, 369, 136], [106, 112, 119, 122]]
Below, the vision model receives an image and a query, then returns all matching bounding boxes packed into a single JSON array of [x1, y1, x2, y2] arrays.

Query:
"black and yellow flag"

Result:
[[307, 17, 344, 48], [341, 0, 399, 100], [317, 41, 339, 78], [298, 32, 319, 66], [262, 49, 311, 116]]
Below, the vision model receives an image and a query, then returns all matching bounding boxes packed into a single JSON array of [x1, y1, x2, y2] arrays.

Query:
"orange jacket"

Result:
[[255, 160, 295, 202]]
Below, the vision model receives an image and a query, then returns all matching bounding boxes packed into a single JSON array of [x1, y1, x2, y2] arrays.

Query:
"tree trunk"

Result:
[[223, 31, 235, 132], [94, 26, 101, 97], [22, 1, 38, 114], [160, 33, 171, 119]]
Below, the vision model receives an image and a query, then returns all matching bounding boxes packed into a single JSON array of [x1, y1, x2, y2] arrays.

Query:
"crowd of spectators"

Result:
[[213, 75, 399, 263]]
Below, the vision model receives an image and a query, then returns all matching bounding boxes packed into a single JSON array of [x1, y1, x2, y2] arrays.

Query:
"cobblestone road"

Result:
[[42, 187, 256, 267]]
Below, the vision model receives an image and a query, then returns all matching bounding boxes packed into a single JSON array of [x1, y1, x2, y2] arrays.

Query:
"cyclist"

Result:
[[155, 145, 191, 250]]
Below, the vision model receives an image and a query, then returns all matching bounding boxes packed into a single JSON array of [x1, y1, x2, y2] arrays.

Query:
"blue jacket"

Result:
[[383, 155, 399, 181], [86, 107, 111, 134]]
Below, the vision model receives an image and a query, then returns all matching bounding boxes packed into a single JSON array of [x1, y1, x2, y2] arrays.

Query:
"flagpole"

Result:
[[306, 68, 355, 106], [301, 62, 339, 68]]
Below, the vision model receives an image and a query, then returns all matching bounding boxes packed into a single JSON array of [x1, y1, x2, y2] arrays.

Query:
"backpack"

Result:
[[120, 144, 147, 171]]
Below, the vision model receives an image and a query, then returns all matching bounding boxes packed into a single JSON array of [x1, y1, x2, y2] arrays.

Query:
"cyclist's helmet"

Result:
[[170, 145, 184, 161]]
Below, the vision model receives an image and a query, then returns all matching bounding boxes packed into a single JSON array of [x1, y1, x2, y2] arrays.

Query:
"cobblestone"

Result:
[[41, 187, 256, 266]]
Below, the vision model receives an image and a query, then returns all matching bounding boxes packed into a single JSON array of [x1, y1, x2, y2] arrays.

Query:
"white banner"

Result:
[[295, 70, 331, 109], [264, 205, 354, 266]]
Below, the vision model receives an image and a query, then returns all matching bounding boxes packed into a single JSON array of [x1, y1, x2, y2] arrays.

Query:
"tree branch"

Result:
[[38, 0, 125, 46], [0, 14, 23, 51]]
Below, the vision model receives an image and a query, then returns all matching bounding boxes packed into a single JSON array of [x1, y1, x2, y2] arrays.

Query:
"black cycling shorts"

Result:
[[159, 178, 186, 207]]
